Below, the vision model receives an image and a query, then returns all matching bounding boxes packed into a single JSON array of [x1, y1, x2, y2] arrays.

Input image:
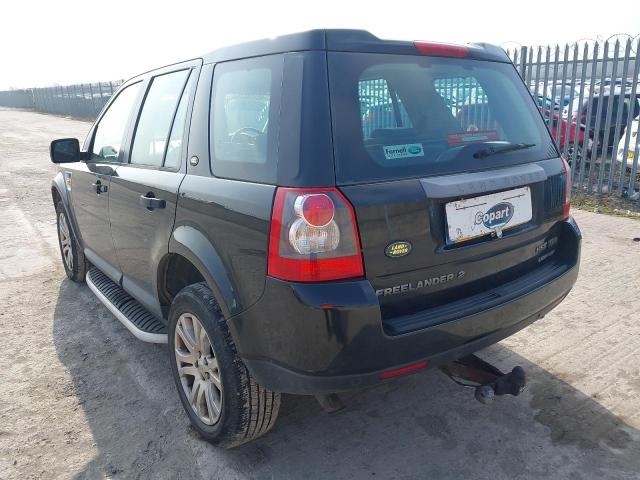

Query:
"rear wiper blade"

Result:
[[473, 143, 536, 159]]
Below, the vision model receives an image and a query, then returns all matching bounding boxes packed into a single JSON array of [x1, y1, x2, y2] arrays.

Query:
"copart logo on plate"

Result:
[[475, 202, 514, 229]]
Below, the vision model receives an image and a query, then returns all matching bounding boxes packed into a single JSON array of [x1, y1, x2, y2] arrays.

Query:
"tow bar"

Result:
[[440, 354, 526, 404]]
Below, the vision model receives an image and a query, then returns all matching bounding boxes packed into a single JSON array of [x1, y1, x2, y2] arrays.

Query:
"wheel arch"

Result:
[[163, 225, 240, 320], [157, 253, 205, 308], [52, 173, 82, 245]]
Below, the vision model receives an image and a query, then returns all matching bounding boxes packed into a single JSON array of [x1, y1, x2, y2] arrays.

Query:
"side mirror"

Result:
[[50, 138, 82, 163]]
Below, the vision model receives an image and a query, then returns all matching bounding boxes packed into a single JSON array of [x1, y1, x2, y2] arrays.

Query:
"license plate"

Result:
[[445, 186, 532, 243]]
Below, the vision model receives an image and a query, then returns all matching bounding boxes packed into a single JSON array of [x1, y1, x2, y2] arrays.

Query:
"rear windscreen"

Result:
[[328, 53, 556, 184]]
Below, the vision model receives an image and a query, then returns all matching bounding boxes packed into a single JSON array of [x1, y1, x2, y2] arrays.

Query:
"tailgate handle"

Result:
[[420, 163, 547, 198]]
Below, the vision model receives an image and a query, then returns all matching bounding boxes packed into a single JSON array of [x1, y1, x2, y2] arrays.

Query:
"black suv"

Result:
[[50, 30, 581, 447]]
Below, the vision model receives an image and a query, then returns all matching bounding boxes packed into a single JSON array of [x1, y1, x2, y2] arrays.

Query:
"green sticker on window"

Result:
[[383, 143, 424, 160]]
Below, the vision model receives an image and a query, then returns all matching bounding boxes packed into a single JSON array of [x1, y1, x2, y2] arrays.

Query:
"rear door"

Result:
[[328, 52, 571, 334], [108, 63, 199, 317]]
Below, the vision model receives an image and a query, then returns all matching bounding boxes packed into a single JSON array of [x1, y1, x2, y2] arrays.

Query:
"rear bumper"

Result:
[[229, 218, 581, 395]]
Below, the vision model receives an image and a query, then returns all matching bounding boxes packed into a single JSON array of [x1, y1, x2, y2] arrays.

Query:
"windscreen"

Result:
[[328, 53, 556, 184]]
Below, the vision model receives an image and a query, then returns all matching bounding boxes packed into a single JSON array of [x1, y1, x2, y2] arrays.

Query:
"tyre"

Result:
[[168, 282, 280, 448], [55, 201, 87, 282], [567, 142, 585, 171]]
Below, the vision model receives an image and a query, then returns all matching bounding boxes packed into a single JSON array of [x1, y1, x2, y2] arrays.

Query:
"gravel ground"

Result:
[[1, 108, 639, 479]]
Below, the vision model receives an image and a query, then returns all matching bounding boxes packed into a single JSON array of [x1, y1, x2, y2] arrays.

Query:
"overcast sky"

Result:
[[2, 0, 639, 90]]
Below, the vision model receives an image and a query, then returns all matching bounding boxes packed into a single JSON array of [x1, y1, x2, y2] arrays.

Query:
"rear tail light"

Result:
[[414, 41, 469, 58], [560, 156, 571, 219], [268, 187, 364, 282]]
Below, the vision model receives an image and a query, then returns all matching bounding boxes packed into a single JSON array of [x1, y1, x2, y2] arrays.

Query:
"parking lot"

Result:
[[1, 107, 639, 479]]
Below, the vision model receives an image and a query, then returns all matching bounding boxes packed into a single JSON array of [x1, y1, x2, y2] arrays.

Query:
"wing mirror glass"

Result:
[[50, 138, 83, 163]]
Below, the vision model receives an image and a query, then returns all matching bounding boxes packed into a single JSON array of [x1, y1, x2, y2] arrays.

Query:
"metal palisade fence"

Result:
[[32, 81, 124, 118], [1, 40, 639, 198], [0, 80, 123, 119], [507, 38, 640, 197]]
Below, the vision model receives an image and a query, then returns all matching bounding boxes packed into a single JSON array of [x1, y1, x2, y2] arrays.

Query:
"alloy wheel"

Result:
[[58, 212, 73, 271], [174, 312, 223, 425]]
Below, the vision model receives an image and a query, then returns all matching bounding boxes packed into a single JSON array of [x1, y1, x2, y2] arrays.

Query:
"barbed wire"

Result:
[[501, 34, 640, 56]]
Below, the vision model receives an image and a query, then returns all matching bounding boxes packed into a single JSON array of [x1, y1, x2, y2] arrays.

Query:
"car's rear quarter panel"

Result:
[[173, 175, 276, 316]]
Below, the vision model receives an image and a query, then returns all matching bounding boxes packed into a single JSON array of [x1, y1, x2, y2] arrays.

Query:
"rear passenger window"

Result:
[[210, 55, 283, 184], [164, 73, 195, 169], [130, 70, 190, 167]]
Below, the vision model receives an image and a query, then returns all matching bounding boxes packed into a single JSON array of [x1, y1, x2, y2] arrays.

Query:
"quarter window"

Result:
[[91, 82, 141, 162], [213, 66, 271, 165], [210, 55, 283, 183], [130, 70, 190, 167]]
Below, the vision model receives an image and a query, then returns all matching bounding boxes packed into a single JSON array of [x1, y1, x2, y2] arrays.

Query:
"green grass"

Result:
[[572, 193, 640, 220]]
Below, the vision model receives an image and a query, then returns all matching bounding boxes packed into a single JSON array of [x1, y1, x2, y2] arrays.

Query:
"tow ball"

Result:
[[440, 354, 526, 404]]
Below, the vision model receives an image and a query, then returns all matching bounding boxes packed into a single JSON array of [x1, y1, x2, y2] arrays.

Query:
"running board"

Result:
[[86, 267, 168, 344]]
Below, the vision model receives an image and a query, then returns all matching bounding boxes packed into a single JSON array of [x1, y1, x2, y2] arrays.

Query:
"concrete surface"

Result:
[[0, 108, 639, 479]]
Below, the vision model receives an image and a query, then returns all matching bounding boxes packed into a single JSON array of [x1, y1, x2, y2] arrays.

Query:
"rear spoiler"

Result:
[[325, 30, 511, 63], [201, 29, 513, 64]]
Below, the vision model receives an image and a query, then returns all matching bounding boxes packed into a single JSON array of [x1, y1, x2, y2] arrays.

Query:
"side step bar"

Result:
[[86, 267, 168, 344]]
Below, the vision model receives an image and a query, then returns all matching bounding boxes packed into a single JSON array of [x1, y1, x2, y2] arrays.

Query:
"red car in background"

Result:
[[542, 108, 591, 164], [455, 102, 590, 166]]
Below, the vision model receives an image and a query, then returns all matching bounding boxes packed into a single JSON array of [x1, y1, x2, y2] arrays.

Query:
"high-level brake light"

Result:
[[414, 41, 469, 58]]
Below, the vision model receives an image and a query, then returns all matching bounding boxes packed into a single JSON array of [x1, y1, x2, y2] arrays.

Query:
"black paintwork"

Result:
[[230, 218, 581, 393], [69, 161, 121, 280], [51, 30, 581, 395], [340, 158, 565, 320], [108, 166, 183, 318], [199, 29, 511, 64], [171, 175, 275, 317]]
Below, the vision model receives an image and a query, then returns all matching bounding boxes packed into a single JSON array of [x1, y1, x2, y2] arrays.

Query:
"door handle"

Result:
[[91, 180, 108, 194], [139, 193, 166, 210]]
